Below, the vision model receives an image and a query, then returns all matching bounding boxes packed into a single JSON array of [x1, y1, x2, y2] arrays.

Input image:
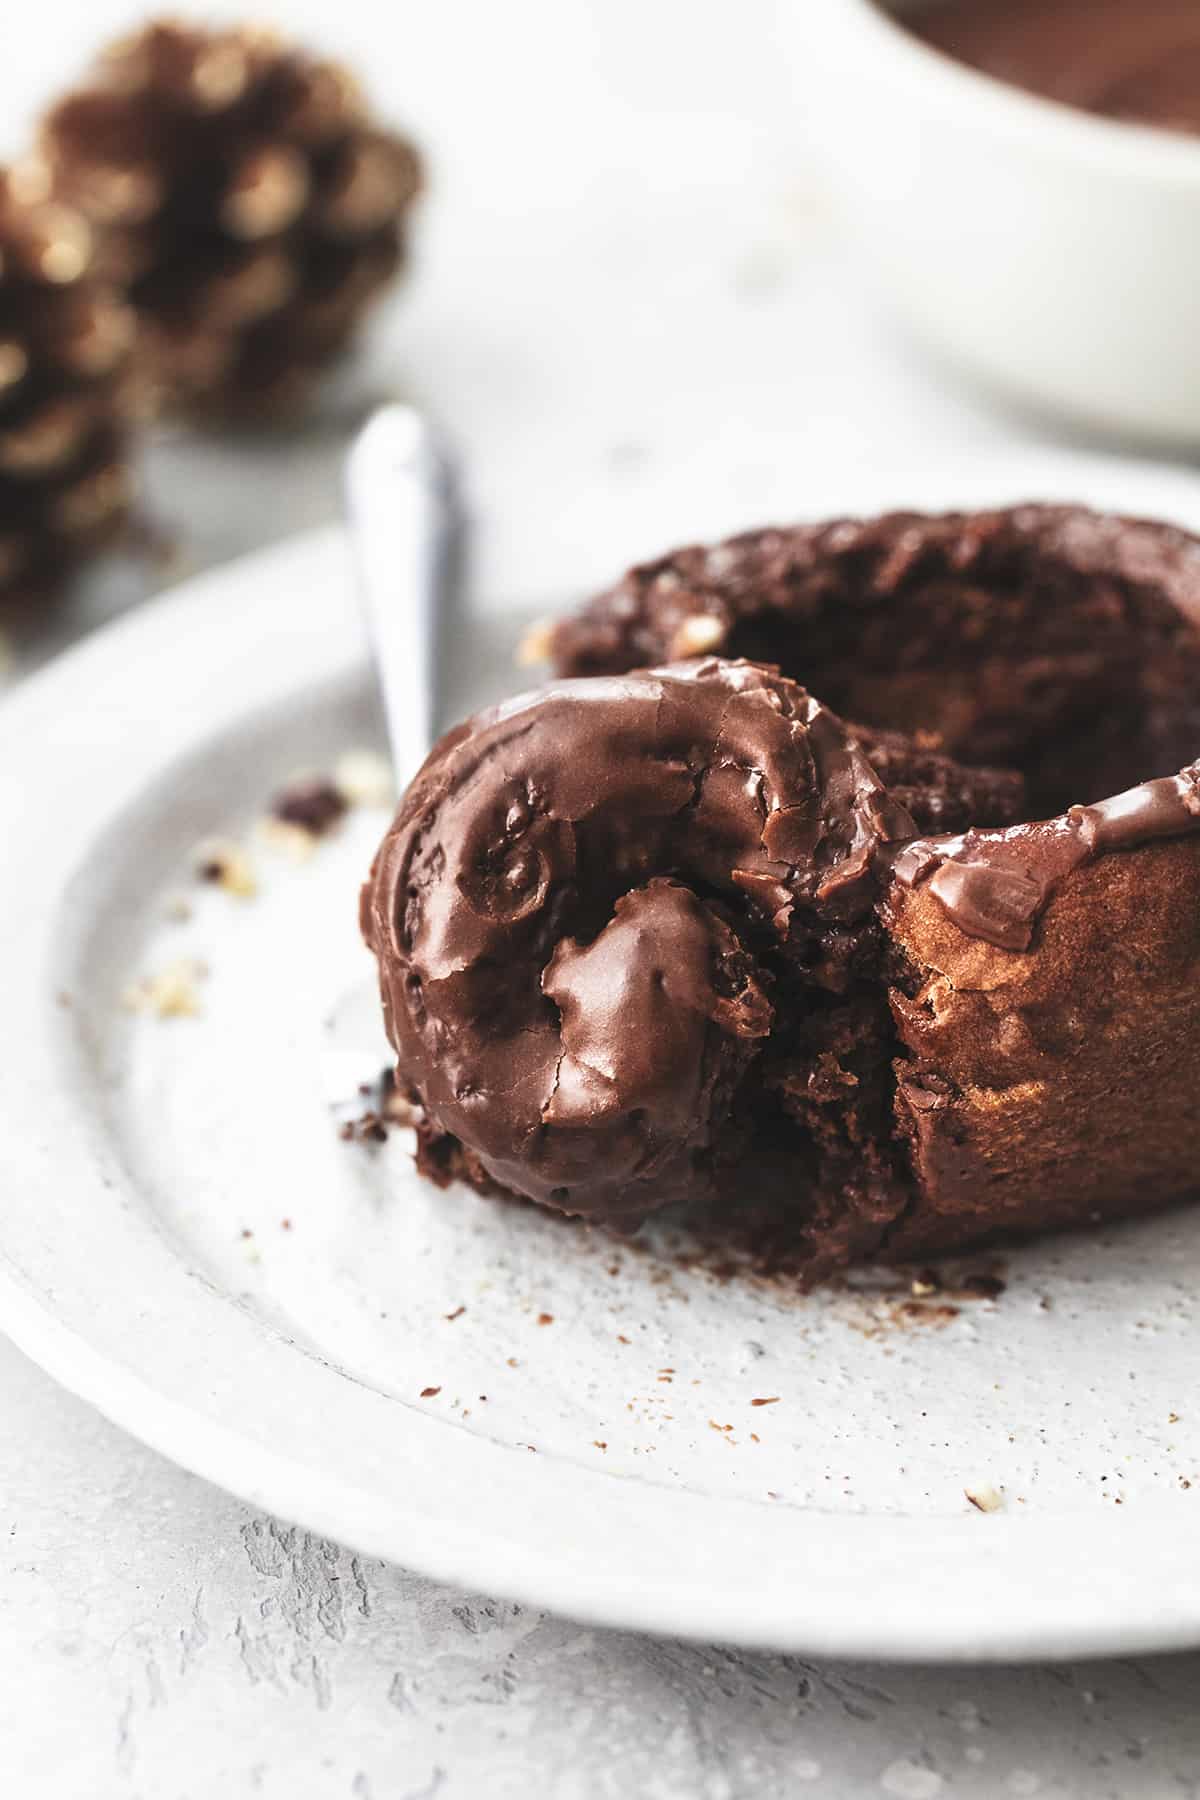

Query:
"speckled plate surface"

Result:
[[5, 450, 1200, 1661]]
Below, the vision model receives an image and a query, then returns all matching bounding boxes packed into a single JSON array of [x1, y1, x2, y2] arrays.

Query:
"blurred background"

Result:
[[1, 0, 1097, 682]]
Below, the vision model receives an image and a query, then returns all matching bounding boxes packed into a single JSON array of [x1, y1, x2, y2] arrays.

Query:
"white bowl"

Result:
[[808, 0, 1200, 445]]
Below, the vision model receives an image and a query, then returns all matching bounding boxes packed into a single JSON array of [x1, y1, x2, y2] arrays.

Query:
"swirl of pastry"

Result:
[[360, 658, 918, 1229]]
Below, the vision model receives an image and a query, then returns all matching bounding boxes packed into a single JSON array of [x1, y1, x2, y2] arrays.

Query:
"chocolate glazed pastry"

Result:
[[361, 659, 1012, 1273], [363, 507, 1200, 1281]]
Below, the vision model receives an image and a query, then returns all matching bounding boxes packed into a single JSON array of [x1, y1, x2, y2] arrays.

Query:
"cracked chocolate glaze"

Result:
[[361, 659, 917, 1228], [888, 762, 1200, 951], [548, 503, 1200, 821], [550, 503, 1200, 955]]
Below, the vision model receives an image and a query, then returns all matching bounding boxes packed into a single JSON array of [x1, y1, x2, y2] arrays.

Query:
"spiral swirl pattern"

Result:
[[361, 659, 918, 1228]]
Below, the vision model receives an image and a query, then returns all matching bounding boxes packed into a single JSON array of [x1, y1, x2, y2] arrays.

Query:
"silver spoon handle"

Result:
[[344, 405, 463, 783]]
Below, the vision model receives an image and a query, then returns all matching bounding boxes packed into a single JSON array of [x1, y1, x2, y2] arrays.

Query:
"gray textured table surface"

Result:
[[7, 1330, 1200, 1800], [5, 4, 1200, 1792]]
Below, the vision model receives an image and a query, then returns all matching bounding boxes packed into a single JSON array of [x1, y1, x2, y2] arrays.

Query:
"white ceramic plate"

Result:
[[6, 448, 1200, 1663]]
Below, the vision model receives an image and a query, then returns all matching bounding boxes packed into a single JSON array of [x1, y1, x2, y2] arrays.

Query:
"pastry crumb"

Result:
[[121, 957, 207, 1018], [195, 837, 258, 898], [517, 619, 555, 666], [256, 815, 317, 861]]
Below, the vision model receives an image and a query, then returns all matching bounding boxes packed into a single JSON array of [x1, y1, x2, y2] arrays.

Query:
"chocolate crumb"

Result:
[[444, 1305, 466, 1321], [271, 775, 347, 837], [536, 1312, 554, 1326], [593, 1440, 608, 1451], [280, 1218, 292, 1231], [339, 1111, 389, 1144], [961, 1272, 1007, 1299], [420, 1386, 441, 1399], [750, 1396, 780, 1407]]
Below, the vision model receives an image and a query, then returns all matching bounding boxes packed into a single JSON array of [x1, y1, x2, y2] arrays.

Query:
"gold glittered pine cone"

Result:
[[0, 164, 139, 609], [40, 19, 423, 422]]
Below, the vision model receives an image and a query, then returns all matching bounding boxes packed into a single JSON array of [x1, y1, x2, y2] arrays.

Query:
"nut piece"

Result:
[[256, 816, 317, 861], [517, 619, 555, 667], [964, 1483, 1004, 1514], [334, 748, 394, 808], [668, 613, 726, 660], [121, 957, 207, 1018]]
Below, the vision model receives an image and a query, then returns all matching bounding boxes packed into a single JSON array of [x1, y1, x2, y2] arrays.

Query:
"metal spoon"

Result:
[[325, 404, 465, 1115], [344, 402, 464, 781]]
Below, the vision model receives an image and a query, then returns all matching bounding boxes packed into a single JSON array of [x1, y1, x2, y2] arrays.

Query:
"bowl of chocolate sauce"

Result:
[[909, 0, 1200, 140], [808, 0, 1200, 444]]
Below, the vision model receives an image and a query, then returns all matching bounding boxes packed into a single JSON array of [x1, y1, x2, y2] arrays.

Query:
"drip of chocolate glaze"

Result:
[[886, 762, 1200, 951]]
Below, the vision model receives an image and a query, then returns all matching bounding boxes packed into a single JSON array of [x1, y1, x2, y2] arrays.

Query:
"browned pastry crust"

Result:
[[365, 506, 1200, 1280], [884, 832, 1200, 1258]]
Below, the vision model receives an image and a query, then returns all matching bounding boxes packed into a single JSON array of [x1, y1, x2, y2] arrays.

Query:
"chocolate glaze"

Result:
[[361, 659, 920, 1229], [548, 503, 1200, 821], [903, 0, 1200, 138], [889, 762, 1200, 950]]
